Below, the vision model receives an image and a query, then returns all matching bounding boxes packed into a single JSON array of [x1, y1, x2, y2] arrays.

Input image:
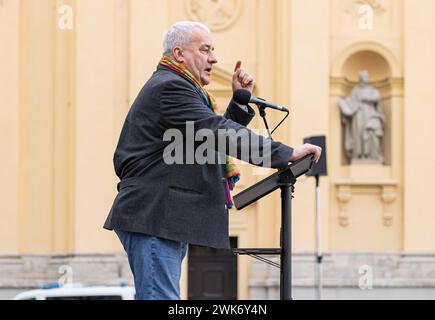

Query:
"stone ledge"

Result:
[[249, 252, 435, 298], [0, 253, 133, 288], [3, 252, 435, 291]]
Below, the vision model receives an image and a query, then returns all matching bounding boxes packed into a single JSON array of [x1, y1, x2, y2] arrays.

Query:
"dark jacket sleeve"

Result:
[[160, 79, 293, 168], [223, 101, 256, 126]]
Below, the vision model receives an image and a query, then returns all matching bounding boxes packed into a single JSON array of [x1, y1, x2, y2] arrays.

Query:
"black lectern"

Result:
[[232, 153, 314, 300]]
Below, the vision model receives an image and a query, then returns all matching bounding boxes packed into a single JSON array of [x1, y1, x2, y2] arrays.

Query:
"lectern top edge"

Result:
[[233, 153, 314, 210]]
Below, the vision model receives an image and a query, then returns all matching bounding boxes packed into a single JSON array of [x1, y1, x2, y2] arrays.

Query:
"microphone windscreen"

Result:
[[233, 89, 251, 105]]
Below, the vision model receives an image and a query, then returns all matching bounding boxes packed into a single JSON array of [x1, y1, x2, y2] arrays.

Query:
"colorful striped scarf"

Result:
[[158, 56, 240, 209]]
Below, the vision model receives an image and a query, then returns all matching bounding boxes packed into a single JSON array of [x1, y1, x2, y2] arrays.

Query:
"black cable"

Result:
[[271, 110, 290, 135]]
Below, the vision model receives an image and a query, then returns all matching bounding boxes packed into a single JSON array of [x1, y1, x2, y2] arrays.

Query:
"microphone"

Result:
[[233, 89, 289, 112]]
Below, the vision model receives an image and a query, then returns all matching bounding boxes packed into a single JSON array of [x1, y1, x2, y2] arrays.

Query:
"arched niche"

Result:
[[329, 43, 404, 245], [342, 50, 391, 82], [331, 41, 402, 79], [331, 44, 401, 168]]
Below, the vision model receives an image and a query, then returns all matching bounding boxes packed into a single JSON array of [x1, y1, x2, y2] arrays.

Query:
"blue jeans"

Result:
[[115, 230, 187, 300]]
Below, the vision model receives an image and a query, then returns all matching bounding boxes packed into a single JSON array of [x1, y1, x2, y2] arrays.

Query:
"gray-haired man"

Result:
[[104, 21, 321, 300]]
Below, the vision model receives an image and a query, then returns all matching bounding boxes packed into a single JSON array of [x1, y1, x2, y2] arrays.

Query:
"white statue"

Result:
[[339, 70, 385, 164]]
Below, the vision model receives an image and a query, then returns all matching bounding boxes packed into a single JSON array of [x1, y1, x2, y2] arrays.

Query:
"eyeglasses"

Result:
[[199, 45, 215, 56]]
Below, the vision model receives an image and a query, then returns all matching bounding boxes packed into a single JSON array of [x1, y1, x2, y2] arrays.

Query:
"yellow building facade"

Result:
[[1, 0, 435, 299]]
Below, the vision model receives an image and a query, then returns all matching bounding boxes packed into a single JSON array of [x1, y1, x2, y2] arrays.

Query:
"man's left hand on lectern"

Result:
[[289, 143, 322, 163]]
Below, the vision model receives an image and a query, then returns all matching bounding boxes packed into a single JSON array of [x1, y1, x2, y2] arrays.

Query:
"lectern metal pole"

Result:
[[233, 154, 313, 301], [280, 183, 293, 300]]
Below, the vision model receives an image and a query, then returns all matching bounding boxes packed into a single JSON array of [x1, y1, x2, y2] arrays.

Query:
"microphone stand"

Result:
[[314, 174, 323, 300], [258, 105, 273, 140]]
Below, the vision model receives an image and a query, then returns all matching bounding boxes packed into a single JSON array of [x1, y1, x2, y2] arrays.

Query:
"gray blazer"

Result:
[[104, 69, 293, 249]]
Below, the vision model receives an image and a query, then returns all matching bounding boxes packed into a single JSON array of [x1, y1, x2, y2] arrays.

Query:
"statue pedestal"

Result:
[[345, 163, 389, 181], [351, 159, 383, 165]]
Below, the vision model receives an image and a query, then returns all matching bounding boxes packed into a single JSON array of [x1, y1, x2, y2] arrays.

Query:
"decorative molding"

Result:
[[337, 185, 352, 226], [335, 180, 398, 227], [335, 179, 398, 186], [186, 0, 242, 31], [381, 185, 396, 226]]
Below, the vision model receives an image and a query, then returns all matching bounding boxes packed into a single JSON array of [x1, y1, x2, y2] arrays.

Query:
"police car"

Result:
[[13, 283, 135, 300]]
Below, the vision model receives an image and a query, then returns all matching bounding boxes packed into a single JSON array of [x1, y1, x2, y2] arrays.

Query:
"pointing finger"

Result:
[[234, 60, 242, 72]]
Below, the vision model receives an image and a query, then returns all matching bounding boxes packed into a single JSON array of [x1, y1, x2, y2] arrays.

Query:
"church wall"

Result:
[[1, 0, 435, 299], [403, 0, 435, 251]]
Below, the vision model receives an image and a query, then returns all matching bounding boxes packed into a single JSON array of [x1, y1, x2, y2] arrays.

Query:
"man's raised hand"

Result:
[[232, 61, 254, 93]]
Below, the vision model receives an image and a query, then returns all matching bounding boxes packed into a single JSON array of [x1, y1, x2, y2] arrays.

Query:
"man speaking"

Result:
[[104, 21, 321, 300]]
